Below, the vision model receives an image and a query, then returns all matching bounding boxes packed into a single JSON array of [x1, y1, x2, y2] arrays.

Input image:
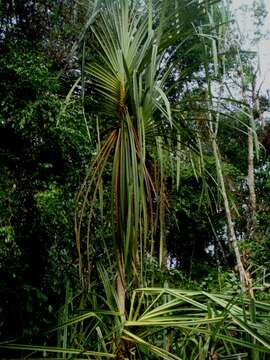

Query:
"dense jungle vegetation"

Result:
[[1, 0, 270, 358]]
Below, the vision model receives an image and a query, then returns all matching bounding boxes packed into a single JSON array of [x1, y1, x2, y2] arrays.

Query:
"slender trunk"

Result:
[[204, 50, 248, 291], [247, 126, 256, 234], [159, 178, 167, 269], [156, 137, 168, 269], [238, 54, 257, 236], [117, 257, 126, 322], [116, 259, 129, 359], [117, 275, 126, 320], [211, 138, 248, 292]]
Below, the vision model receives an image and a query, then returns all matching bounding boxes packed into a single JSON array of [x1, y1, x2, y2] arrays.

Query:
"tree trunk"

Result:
[[247, 126, 256, 234], [117, 257, 126, 322], [212, 138, 248, 292]]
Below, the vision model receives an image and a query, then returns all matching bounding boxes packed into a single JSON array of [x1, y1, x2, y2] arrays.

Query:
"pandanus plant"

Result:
[[73, 1, 259, 355], [75, 0, 249, 317], [75, 0, 205, 313]]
